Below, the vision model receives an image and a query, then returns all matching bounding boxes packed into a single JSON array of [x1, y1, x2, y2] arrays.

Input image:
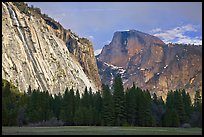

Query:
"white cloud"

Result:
[[118, 29, 131, 32], [88, 35, 94, 40], [150, 28, 162, 33], [104, 40, 111, 45], [94, 48, 102, 56], [177, 36, 202, 45], [151, 24, 202, 45]]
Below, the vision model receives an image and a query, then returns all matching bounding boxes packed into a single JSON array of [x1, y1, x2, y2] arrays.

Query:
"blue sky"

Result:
[[27, 2, 202, 55]]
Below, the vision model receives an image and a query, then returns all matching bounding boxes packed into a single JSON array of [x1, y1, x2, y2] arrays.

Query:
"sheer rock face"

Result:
[[98, 30, 165, 68], [2, 2, 101, 95], [42, 14, 101, 90], [65, 37, 102, 91], [97, 30, 202, 99]]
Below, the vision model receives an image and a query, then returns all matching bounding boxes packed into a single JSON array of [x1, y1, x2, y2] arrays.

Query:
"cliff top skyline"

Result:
[[27, 2, 202, 54]]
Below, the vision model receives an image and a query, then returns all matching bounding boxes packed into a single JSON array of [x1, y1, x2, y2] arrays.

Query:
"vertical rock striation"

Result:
[[2, 2, 101, 95]]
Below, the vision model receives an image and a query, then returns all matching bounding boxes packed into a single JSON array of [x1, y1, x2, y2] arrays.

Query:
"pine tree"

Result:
[[74, 106, 83, 126], [74, 89, 81, 125], [80, 86, 93, 125], [82, 87, 89, 108], [69, 87, 75, 125], [2, 80, 21, 126], [102, 84, 114, 126], [162, 108, 180, 127], [174, 89, 186, 124], [125, 83, 137, 126], [153, 93, 158, 105], [166, 90, 174, 109], [181, 89, 192, 121], [87, 87, 94, 125], [134, 86, 141, 126], [89, 87, 94, 107], [93, 91, 102, 126], [171, 108, 180, 127], [163, 91, 173, 127], [27, 85, 32, 95], [75, 89, 80, 107], [52, 92, 62, 120], [142, 90, 154, 126], [113, 74, 126, 126], [17, 106, 26, 126], [194, 90, 202, 112], [157, 96, 165, 126], [60, 87, 75, 125], [44, 90, 54, 121], [26, 89, 39, 123], [191, 90, 202, 127], [137, 87, 149, 126], [163, 90, 185, 127]]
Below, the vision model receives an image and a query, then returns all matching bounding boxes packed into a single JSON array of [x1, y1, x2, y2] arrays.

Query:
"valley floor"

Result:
[[2, 126, 202, 135]]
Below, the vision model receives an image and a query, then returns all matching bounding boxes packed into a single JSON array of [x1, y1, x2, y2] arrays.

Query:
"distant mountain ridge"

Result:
[[97, 29, 202, 99]]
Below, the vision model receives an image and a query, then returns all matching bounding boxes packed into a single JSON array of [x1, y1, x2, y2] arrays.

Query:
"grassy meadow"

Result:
[[2, 126, 202, 135]]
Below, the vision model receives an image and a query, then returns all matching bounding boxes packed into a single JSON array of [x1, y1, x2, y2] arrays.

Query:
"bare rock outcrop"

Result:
[[97, 30, 202, 99], [2, 2, 101, 94]]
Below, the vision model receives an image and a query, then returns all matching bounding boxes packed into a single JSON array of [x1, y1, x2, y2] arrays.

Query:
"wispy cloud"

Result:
[[103, 40, 111, 46], [88, 35, 94, 40], [150, 24, 202, 45], [177, 36, 202, 45], [150, 28, 162, 33], [94, 48, 102, 56]]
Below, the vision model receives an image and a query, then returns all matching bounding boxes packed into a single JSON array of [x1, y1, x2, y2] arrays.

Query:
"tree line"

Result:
[[2, 75, 202, 127]]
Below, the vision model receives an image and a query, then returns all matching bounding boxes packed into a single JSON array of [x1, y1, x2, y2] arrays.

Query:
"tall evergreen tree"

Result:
[[74, 106, 83, 126], [2, 79, 21, 126], [181, 89, 192, 121], [141, 90, 154, 126], [52, 93, 62, 120], [171, 109, 180, 127], [82, 87, 89, 108], [113, 74, 126, 126], [102, 84, 114, 126], [73, 89, 82, 125], [166, 90, 174, 109], [194, 90, 202, 112], [191, 90, 202, 127], [87, 87, 94, 125], [174, 89, 186, 124], [75, 89, 80, 109], [162, 108, 180, 127], [153, 93, 158, 105], [60, 87, 75, 125], [93, 91, 102, 126], [125, 83, 137, 126], [26, 89, 40, 123], [45, 91, 54, 121], [157, 96, 165, 126]]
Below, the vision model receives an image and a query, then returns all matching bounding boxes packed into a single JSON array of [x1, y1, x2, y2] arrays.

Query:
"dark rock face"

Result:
[[97, 30, 202, 99]]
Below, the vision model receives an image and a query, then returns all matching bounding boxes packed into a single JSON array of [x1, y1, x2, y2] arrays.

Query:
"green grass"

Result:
[[2, 126, 202, 135]]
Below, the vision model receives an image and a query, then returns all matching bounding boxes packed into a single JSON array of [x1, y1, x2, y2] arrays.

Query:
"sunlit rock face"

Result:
[[2, 2, 101, 95], [98, 30, 165, 68], [97, 30, 202, 99]]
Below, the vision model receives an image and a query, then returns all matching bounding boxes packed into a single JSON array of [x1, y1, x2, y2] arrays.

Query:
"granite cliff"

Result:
[[97, 30, 202, 99], [2, 2, 101, 94]]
